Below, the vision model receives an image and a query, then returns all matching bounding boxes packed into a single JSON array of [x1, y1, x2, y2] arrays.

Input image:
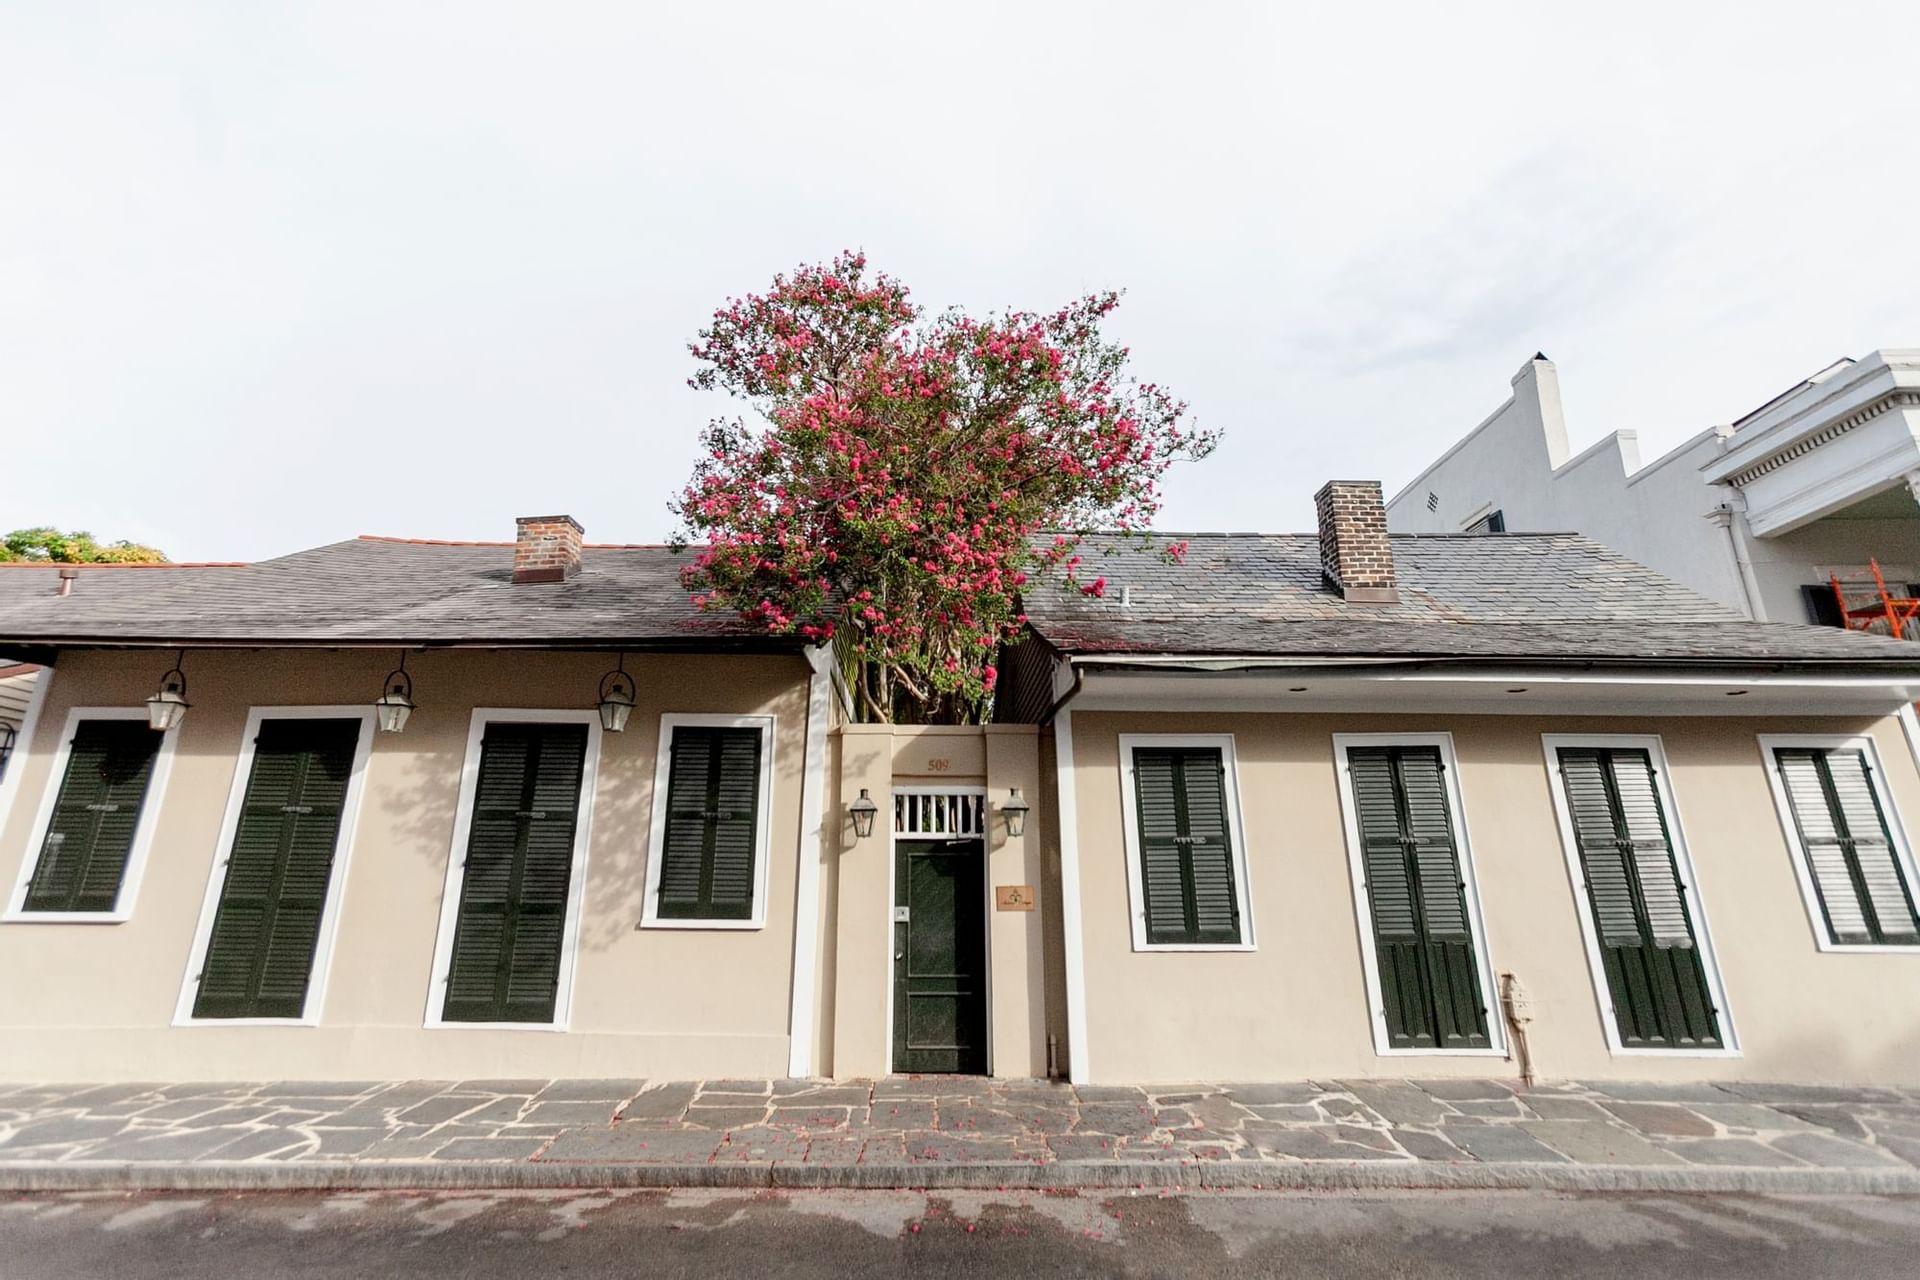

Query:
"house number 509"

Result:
[[927, 758, 950, 772]]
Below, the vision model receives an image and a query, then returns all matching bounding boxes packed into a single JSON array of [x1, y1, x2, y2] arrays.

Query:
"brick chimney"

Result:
[[1314, 481, 1399, 604], [513, 515, 584, 584]]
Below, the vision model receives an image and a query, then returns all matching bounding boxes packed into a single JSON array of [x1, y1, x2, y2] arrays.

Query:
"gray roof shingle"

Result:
[[9, 529, 1914, 670], [0, 538, 782, 650], [1023, 532, 1920, 667]]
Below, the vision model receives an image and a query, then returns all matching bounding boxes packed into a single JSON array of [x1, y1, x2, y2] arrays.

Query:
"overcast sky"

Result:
[[3, 2, 1916, 561]]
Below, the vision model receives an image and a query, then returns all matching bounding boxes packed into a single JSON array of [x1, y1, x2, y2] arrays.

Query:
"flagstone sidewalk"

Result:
[[3, 1075, 1919, 1193]]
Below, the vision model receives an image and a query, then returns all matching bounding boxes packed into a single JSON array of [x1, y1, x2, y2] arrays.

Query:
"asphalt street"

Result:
[[3, 1187, 1919, 1277]]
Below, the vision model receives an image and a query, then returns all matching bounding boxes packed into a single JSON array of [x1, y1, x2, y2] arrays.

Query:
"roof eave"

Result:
[[1058, 651, 1920, 679], [0, 634, 808, 659]]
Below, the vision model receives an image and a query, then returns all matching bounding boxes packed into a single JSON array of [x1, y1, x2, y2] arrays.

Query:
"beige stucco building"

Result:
[[4, 496, 1920, 1087]]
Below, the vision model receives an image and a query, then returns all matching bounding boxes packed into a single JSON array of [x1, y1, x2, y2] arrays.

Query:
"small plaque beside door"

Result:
[[995, 885, 1036, 912]]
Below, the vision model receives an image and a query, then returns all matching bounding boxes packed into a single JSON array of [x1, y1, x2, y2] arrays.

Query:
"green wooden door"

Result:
[[1347, 746, 1491, 1050], [23, 719, 162, 913], [193, 718, 362, 1019], [441, 722, 589, 1024], [892, 837, 987, 1074], [1556, 746, 1722, 1049]]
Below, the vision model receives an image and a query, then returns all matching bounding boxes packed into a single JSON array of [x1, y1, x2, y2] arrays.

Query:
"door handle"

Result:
[[895, 951, 904, 960]]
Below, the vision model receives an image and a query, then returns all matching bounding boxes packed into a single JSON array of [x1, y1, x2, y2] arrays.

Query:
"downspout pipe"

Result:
[[1043, 658, 1091, 1082], [1040, 663, 1085, 726], [1708, 501, 1766, 622]]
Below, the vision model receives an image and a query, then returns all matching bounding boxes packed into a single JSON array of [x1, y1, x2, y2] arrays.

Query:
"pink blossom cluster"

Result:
[[674, 252, 1216, 721]]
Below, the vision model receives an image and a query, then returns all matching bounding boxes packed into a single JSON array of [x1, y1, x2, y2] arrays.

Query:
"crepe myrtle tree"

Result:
[[674, 252, 1217, 724]]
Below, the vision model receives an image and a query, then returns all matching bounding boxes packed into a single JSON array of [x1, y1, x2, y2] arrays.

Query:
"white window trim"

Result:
[[1756, 733, 1920, 956], [1331, 733, 1508, 1058], [640, 713, 777, 931], [1456, 501, 1496, 532], [1540, 733, 1741, 1058], [423, 708, 603, 1031], [172, 707, 376, 1027], [1116, 733, 1257, 952], [4, 705, 180, 924]]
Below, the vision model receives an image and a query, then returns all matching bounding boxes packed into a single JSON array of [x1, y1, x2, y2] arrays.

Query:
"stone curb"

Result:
[[4, 1159, 1918, 1196]]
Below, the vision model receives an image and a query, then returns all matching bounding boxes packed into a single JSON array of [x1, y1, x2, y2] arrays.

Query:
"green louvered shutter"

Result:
[[1556, 747, 1721, 1049], [442, 722, 589, 1023], [1131, 747, 1242, 945], [23, 720, 162, 913], [655, 727, 763, 920], [194, 718, 361, 1019], [1774, 747, 1919, 946], [1347, 746, 1490, 1049]]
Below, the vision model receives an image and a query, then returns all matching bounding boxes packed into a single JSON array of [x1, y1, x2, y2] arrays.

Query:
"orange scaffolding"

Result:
[[1829, 559, 1920, 641]]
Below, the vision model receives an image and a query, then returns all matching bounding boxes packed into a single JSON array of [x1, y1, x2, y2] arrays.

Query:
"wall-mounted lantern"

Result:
[[849, 788, 879, 840], [597, 654, 637, 733], [146, 651, 190, 732], [1002, 786, 1031, 838], [373, 651, 417, 733]]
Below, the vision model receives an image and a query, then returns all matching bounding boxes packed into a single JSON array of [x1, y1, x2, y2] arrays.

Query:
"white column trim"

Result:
[[786, 647, 833, 1078], [1899, 704, 1920, 784], [1054, 709, 1091, 1083]]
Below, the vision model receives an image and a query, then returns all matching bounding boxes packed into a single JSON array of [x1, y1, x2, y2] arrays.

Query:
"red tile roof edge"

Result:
[[356, 535, 676, 550], [0, 561, 246, 569]]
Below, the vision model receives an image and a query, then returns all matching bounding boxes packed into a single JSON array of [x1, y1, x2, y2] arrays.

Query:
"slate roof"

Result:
[[7, 529, 1915, 670], [1022, 532, 1920, 668], [0, 538, 782, 651]]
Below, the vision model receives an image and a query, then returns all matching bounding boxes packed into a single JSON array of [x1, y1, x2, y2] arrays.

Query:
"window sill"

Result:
[[1129, 941, 1257, 953], [2, 910, 130, 924], [424, 1019, 572, 1033], [641, 917, 767, 931], [1607, 1045, 1743, 1059], [1371, 1045, 1510, 1058], [1810, 942, 1920, 955]]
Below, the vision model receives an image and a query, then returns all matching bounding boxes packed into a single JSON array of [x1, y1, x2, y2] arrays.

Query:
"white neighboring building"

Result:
[[0, 664, 35, 782], [1387, 350, 1920, 631]]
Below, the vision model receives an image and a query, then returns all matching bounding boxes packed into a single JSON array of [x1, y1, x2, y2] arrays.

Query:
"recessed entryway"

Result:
[[891, 791, 988, 1074]]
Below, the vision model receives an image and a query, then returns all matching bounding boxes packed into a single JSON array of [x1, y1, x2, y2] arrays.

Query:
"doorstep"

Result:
[[1, 1076, 1917, 1194]]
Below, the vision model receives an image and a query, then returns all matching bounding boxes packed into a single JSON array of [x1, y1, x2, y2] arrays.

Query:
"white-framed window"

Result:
[[1541, 733, 1739, 1057], [424, 709, 602, 1030], [1116, 733, 1256, 952], [173, 707, 375, 1026], [642, 713, 777, 930], [4, 706, 179, 924], [1331, 732, 1505, 1057], [1758, 733, 1920, 953]]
